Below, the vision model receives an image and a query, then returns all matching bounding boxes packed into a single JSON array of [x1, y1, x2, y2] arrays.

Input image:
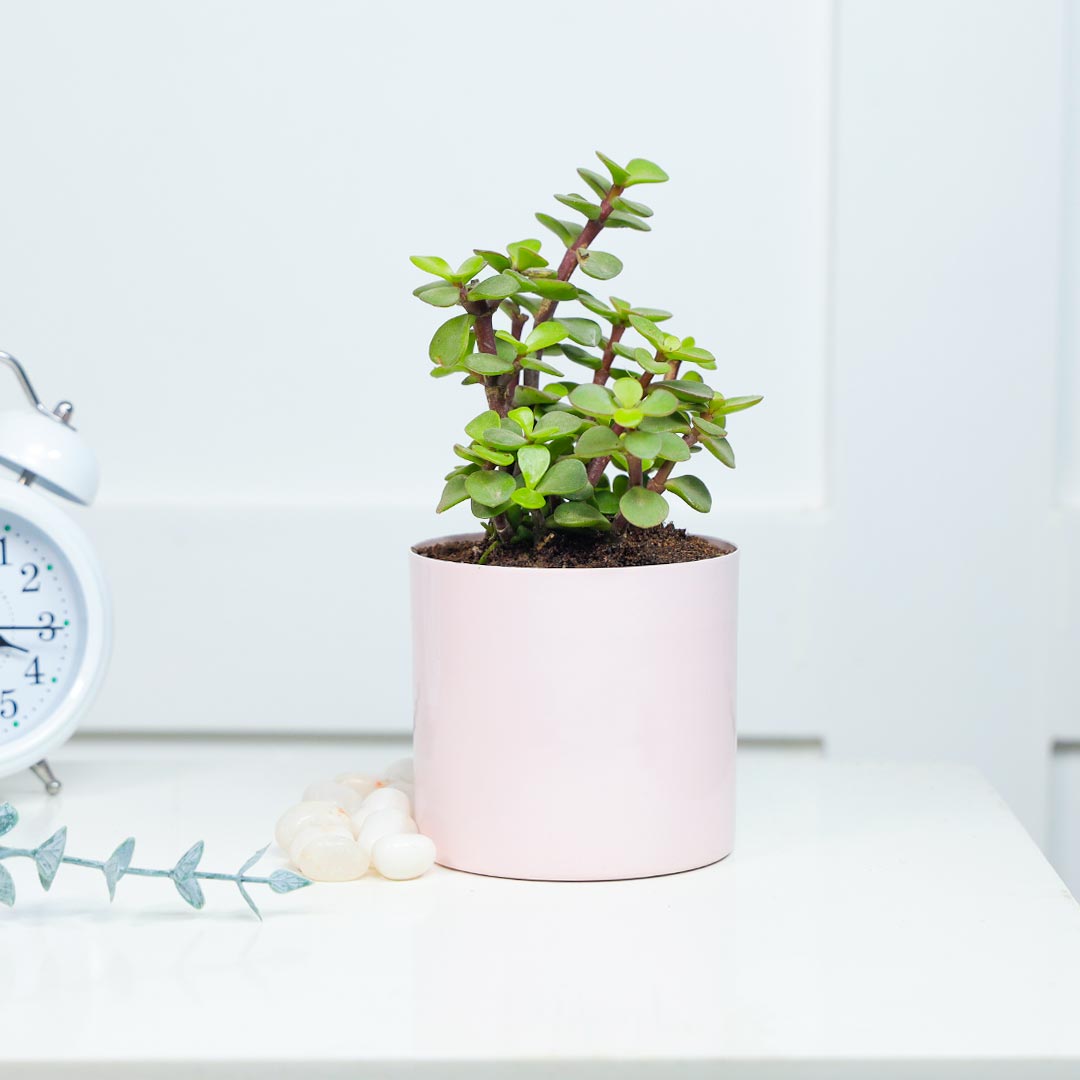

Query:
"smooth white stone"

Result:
[[348, 804, 382, 837], [360, 786, 411, 815], [334, 772, 379, 799], [381, 757, 414, 784], [372, 833, 436, 880], [302, 779, 365, 814], [388, 780, 415, 805], [288, 821, 352, 864], [274, 801, 351, 849], [356, 808, 417, 857], [295, 833, 370, 882]]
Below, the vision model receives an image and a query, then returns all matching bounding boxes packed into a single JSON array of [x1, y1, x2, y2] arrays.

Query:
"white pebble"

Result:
[[388, 780, 415, 805], [360, 786, 411, 815], [381, 757, 414, 784], [372, 833, 436, 880], [334, 772, 379, 799], [275, 802, 351, 849], [295, 832, 370, 882], [356, 808, 417, 857], [288, 821, 352, 864], [302, 779, 365, 814]]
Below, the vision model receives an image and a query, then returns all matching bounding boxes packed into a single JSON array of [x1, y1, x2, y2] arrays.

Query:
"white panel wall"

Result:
[[0, 1, 1079, 889]]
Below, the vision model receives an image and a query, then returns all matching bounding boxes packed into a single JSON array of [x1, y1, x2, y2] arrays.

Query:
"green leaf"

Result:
[[437, 474, 470, 513], [410, 255, 454, 280], [511, 487, 547, 510], [559, 344, 601, 370], [596, 151, 630, 186], [622, 430, 661, 459], [579, 250, 623, 280], [652, 379, 714, 403], [613, 408, 644, 428], [494, 329, 529, 356], [507, 239, 549, 271], [624, 157, 669, 186], [693, 415, 728, 437], [517, 445, 550, 488], [468, 274, 520, 301], [466, 470, 517, 507], [575, 425, 619, 458], [639, 389, 680, 416], [520, 355, 564, 377], [665, 474, 712, 512], [631, 306, 673, 322], [464, 353, 516, 376], [560, 318, 603, 347], [634, 348, 669, 375], [619, 486, 668, 527], [514, 386, 559, 407], [455, 254, 485, 282], [523, 277, 579, 301], [629, 314, 666, 349], [525, 320, 569, 353], [470, 411, 509, 444], [700, 435, 736, 468], [456, 442, 514, 467], [639, 412, 691, 433], [612, 377, 643, 409], [531, 410, 583, 439], [612, 195, 653, 217], [656, 431, 691, 461], [555, 193, 602, 220], [604, 211, 651, 231], [594, 489, 619, 515], [569, 383, 617, 417], [429, 314, 475, 366], [577, 292, 615, 317], [475, 248, 511, 271], [669, 344, 716, 366], [508, 407, 534, 436], [413, 282, 461, 307], [552, 502, 611, 530], [482, 426, 527, 450], [714, 394, 765, 415], [535, 213, 580, 248], [577, 167, 610, 198], [537, 457, 589, 495], [0, 802, 18, 837]]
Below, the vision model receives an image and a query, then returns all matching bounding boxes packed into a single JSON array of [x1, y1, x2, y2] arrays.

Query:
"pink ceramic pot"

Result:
[[410, 534, 739, 881]]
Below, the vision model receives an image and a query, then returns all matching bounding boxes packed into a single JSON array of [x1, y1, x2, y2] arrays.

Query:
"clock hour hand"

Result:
[[0, 634, 28, 653]]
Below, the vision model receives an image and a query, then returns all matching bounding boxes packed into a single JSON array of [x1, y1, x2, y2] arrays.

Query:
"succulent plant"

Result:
[[412, 152, 762, 554]]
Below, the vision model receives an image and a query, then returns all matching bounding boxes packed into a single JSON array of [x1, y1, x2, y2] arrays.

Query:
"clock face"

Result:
[[0, 511, 86, 750]]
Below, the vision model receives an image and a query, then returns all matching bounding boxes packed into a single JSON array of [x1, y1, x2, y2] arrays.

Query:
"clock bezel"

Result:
[[0, 482, 111, 779]]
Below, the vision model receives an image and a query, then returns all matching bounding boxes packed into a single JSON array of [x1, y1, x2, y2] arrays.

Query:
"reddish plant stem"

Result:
[[627, 455, 643, 488], [593, 324, 626, 385], [667, 359, 681, 380]]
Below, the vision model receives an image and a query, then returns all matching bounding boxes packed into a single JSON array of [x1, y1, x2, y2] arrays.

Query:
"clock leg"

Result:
[[30, 759, 62, 796]]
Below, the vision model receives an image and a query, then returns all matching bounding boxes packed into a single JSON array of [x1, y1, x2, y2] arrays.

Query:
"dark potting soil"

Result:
[[415, 523, 731, 569]]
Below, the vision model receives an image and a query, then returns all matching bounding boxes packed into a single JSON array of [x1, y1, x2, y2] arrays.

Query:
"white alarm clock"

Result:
[[0, 351, 110, 795]]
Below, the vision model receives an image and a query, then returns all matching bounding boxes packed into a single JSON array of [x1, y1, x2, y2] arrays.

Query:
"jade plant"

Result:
[[412, 152, 762, 553]]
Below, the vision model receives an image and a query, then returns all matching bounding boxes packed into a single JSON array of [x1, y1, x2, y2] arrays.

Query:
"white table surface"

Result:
[[1, 736, 1079, 1079]]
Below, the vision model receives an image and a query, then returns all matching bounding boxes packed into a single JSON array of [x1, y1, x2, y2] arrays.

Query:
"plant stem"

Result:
[[593, 325, 626, 385]]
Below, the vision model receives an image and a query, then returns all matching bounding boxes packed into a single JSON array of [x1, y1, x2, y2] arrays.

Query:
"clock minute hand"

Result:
[[0, 634, 28, 653]]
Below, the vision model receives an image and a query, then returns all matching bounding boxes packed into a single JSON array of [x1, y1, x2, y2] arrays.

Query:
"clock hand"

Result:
[[0, 634, 28, 653]]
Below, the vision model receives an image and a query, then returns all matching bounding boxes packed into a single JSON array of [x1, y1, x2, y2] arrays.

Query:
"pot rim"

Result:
[[410, 532, 737, 572]]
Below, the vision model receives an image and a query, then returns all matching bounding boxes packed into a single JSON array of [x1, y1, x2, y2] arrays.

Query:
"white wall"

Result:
[[0, 1, 1077, 889]]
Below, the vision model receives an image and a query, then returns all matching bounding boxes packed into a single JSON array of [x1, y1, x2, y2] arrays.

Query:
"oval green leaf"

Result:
[[552, 502, 611, 531], [536, 457, 589, 496], [665, 474, 712, 513], [569, 383, 617, 417], [619, 486, 669, 528], [429, 314, 475, 366], [466, 470, 517, 507], [517, 445, 550, 489]]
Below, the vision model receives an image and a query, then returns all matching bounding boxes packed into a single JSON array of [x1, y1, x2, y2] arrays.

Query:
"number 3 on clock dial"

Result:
[[0, 518, 83, 744]]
